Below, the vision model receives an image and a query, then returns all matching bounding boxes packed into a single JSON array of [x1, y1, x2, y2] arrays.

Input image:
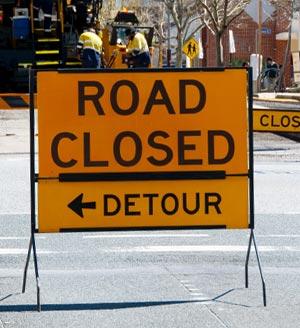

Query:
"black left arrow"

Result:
[[68, 193, 96, 218]]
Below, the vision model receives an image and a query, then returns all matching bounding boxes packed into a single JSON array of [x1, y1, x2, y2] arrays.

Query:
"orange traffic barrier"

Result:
[[0, 93, 37, 110]]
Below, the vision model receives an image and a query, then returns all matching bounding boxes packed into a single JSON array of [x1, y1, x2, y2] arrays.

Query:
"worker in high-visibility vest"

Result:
[[77, 26, 103, 68], [125, 26, 151, 68], [33, 0, 53, 34]]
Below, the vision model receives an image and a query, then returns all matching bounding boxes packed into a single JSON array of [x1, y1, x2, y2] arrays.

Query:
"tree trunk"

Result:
[[278, 0, 294, 90], [216, 32, 224, 67], [176, 31, 183, 68], [279, 26, 291, 90], [157, 42, 163, 68]]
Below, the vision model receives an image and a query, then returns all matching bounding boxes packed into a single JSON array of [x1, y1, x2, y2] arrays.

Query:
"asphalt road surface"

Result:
[[0, 110, 299, 327]]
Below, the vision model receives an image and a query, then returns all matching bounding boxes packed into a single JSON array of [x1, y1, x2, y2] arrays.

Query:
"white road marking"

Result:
[[285, 246, 300, 251], [0, 248, 57, 255], [0, 236, 46, 240], [179, 280, 209, 301], [83, 234, 210, 239], [2, 157, 28, 161], [257, 234, 300, 238], [1, 244, 298, 255], [0, 212, 31, 215], [104, 245, 278, 252], [191, 296, 210, 301], [193, 300, 213, 304]]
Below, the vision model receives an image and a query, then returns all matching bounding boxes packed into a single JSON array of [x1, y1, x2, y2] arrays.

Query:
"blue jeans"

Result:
[[132, 51, 151, 68], [82, 49, 101, 68]]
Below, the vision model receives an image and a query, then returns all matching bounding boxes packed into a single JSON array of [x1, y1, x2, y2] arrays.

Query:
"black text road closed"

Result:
[[38, 70, 248, 176]]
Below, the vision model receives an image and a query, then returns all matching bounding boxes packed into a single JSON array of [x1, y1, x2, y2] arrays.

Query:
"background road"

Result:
[[0, 110, 299, 327]]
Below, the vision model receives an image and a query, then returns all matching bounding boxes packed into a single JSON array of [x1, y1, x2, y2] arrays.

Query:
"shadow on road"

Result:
[[0, 288, 254, 312], [0, 300, 203, 312]]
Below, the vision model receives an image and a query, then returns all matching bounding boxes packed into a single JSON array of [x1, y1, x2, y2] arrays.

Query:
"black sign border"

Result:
[[30, 67, 254, 233]]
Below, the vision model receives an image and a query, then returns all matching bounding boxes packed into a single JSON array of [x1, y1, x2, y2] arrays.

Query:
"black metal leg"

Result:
[[22, 233, 41, 311], [32, 235, 41, 312], [252, 232, 267, 307], [245, 229, 267, 307], [28, 68, 40, 311], [22, 236, 33, 293], [245, 229, 253, 288]]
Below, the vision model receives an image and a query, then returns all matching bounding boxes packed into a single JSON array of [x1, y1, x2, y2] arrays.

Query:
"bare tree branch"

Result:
[[197, 0, 251, 65]]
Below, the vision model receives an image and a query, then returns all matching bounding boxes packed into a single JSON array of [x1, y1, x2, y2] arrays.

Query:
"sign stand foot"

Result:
[[245, 229, 266, 306], [22, 236, 32, 293], [22, 234, 41, 311]]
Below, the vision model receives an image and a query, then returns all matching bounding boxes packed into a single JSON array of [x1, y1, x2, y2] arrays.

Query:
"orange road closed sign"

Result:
[[36, 69, 251, 232]]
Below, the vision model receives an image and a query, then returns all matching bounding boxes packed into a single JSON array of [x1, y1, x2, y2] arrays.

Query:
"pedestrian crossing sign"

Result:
[[183, 37, 199, 60]]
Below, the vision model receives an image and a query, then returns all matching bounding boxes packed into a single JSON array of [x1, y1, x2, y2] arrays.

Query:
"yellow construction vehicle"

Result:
[[0, 2, 153, 108], [102, 10, 153, 68]]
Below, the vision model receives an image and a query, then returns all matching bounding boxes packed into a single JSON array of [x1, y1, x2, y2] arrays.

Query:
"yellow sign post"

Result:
[[36, 69, 250, 232], [182, 38, 199, 60]]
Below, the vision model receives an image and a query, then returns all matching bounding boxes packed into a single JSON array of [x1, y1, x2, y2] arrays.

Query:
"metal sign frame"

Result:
[[22, 67, 266, 311], [37, 67, 253, 232]]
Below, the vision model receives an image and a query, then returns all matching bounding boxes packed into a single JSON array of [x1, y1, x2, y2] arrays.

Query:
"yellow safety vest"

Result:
[[77, 31, 102, 54], [127, 32, 149, 55]]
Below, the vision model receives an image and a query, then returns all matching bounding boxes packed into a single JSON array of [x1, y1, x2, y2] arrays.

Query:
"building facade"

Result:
[[202, 5, 293, 87]]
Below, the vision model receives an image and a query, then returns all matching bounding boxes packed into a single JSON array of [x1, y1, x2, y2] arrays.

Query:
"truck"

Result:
[[0, 0, 98, 93], [0, 0, 153, 97]]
